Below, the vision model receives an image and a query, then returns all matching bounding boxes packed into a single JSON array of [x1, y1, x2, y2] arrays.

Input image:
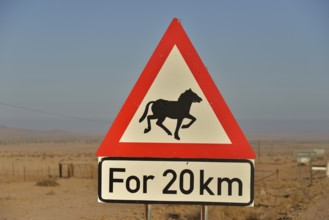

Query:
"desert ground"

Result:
[[1, 126, 329, 220]]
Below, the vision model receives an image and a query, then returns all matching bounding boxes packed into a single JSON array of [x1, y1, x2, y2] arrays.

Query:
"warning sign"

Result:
[[97, 18, 255, 159], [121, 46, 231, 144], [97, 18, 255, 205]]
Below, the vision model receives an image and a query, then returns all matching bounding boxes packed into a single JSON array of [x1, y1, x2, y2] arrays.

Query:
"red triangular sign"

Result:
[[97, 18, 255, 159]]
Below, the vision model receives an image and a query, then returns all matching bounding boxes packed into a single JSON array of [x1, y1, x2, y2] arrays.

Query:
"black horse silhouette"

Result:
[[139, 89, 202, 140]]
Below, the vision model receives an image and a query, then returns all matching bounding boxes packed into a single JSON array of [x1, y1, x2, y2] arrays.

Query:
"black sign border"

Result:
[[98, 157, 254, 206]]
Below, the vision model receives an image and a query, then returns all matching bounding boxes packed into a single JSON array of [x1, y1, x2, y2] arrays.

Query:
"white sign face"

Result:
[[99, 158, 254, 206], [120, 46, 231, 144]]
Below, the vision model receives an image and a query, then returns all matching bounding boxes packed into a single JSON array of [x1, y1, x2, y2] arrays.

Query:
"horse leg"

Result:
[[174, 118, 183, 140], [156, 117, 172, 136], [144, 115, 157, 133], [181, 115, 196, 129]]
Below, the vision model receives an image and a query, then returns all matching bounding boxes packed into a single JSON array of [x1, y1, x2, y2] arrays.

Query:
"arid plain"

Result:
[[1, 125, 329, 220]]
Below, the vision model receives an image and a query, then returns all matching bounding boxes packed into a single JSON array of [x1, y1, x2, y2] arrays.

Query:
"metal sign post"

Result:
[[145, 204, 151, 220], [201, 205, 208, 220], [294, 151, 316, 184]]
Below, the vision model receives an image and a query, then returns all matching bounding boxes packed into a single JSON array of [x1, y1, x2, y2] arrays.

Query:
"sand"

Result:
[[1, 133, 329, 219]]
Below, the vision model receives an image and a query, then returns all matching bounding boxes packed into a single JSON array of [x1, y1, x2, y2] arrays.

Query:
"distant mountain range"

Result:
[[239, 118, 329, 141], [0, 125, 102, 143], [1, 118, 328, 143]]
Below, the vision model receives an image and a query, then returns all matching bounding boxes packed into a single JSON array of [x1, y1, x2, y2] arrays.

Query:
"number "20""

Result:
[[162, 169, 194, 194]]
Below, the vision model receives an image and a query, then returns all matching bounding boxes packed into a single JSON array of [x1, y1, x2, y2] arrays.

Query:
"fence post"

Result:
[[257, 141, 261, 163], [12, 162, 15, 177], [68, 163, 74, 178], [71, 164, 74, 177], [59, 163, 62, 178], [24, 166, 26, 181], [309, 159, 313, 186], [89, 164, 93, 178], [297, 159, 301, 182]]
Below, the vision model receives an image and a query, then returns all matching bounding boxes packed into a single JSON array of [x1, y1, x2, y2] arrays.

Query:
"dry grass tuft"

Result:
[[35, 179, 59, 187], [166, 213, 180, 220]]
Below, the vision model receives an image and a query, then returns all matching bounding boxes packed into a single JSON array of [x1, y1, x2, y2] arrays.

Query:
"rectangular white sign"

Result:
[[98, 158, 254, 206]]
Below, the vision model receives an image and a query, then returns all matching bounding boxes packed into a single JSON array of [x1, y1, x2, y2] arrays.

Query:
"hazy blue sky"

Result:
[[0, 0, 328, 135]]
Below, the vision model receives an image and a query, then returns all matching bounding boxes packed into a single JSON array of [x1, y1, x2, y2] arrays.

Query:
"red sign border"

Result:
[[97, 18, 255, 159]]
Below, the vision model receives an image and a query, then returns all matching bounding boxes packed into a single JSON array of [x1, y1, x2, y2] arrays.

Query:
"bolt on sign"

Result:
[[97, 18, 256, 206]]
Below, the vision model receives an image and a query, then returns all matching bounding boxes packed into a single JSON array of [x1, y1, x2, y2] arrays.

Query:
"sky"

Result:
[[0, 0, 328, 136]]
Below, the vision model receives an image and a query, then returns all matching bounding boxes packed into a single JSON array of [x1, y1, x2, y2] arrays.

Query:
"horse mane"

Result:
[[178, 90, 190, 102]]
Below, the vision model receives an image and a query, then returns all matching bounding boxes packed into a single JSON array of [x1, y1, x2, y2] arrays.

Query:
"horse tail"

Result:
[[139, 101, 154, 123]]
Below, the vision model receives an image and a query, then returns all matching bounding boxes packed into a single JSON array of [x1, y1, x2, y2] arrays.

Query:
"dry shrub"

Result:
[[246, 212, 260, 220], [290, 190, 304, 204], [45, 190, 56, 195], [290, 185, 309, 204], [166, 211, 200, 220], [35, 179, 59, 187], [185, 212, 200, 220], [166, 213, 180, 220]]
